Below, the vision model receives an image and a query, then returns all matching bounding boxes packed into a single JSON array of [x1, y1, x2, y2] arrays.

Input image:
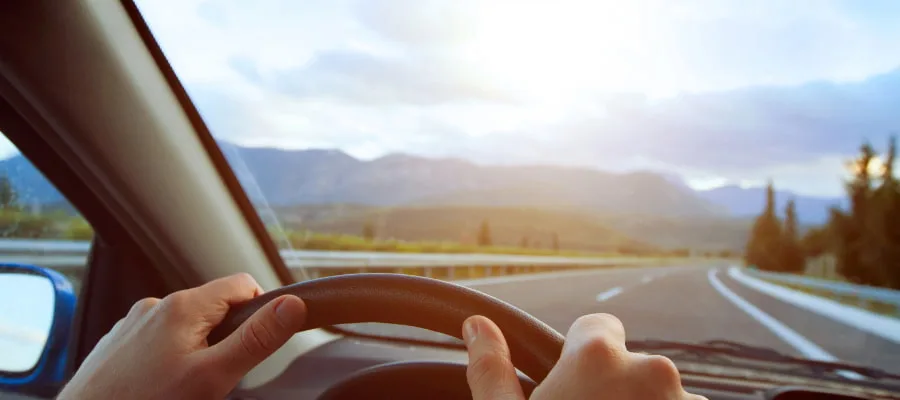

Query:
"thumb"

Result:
[[206, 295, 307, 380], [463, 316, 527, 400]]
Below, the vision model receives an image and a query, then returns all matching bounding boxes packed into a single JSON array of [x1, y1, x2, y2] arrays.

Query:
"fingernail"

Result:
[[463, 318, 479, 345], [275, 296, 298, 326]]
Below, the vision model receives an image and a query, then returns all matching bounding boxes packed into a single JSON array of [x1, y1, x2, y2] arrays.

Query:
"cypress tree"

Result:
[[780, 199, 804, 272], [362, 221, 376, 242], [477, 219, 492, 247], [871, 136, 900, 288], [836, 143, 877, 284], [745, 181, 783, 271]]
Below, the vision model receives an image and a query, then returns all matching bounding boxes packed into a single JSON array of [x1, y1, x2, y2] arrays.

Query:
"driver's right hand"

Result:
[[462, 313, 708, 400]]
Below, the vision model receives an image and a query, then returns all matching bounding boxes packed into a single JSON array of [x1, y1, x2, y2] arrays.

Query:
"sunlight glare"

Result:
[[467, 0, 651, 100], [846, 156, 884, 177]]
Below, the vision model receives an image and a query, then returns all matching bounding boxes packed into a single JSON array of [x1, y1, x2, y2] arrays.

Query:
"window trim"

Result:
[[121, 1, 296, 287]]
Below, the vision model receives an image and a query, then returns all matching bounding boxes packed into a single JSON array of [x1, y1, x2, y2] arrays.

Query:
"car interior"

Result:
[[0, 2, 898, 399]]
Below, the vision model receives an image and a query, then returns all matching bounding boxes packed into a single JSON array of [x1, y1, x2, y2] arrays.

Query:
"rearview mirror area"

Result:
[[0, 264, 76, 398]]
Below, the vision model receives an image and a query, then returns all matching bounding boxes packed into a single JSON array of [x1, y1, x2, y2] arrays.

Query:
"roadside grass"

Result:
[[276, 230, 623, 257]]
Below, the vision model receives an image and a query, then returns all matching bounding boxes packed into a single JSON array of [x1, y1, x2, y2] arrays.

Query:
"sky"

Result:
[[0, 273, 54, 373], [93, 1, 900, 196]]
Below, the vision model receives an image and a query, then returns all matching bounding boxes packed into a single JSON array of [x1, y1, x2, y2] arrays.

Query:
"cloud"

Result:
[[637, 1, 900, 92], [186, 81, 517, 160], [135, 0, 900, 196], [345, 0, 900, 97], [200, 60, 900, 196], [0, 322, 47, 346], [236, 51, 517, 105], [518, 68, 900, 168], [353, 0, 479, 48]]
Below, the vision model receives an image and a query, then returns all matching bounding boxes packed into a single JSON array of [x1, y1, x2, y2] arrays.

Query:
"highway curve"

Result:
[[466, 265, 900, 374]]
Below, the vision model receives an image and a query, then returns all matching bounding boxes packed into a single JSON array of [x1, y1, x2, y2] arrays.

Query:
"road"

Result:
[[347, 264, 900, 374], [467, 265, 900, 374]]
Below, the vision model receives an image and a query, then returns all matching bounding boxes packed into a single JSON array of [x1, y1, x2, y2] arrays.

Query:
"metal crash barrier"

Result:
[[0, 239, 669, 291]]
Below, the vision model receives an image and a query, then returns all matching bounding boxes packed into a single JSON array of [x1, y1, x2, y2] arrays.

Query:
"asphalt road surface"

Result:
[[346, 264, 900, 374], [466, 265, 900, 374]]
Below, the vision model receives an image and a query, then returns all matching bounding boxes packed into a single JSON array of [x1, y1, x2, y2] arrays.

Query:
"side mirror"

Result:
[[0, 264, 76, 398]]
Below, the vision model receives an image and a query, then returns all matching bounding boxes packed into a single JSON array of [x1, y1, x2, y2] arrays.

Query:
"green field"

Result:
[[270, 204, 746, 256], [273, 229, 620, 257]]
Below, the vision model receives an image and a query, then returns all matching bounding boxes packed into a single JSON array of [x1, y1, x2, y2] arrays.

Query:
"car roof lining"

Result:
[[0, 0, 338, 388]]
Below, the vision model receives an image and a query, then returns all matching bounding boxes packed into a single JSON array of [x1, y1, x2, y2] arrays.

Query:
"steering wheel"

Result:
[[208, 273, 565, 399]]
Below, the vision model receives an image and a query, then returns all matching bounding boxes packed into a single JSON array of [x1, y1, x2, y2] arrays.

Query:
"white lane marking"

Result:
[[642, 275, 654, 283], [596, 287, 624, 302], [729, 267, 900, 344], [707, 269, 863, 380]]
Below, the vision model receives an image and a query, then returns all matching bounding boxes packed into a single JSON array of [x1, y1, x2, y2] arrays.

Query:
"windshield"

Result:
[[136, 0, 900, 376]]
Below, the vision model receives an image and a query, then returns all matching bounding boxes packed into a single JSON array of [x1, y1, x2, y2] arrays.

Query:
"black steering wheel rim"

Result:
[[208, 273, 565, 383]]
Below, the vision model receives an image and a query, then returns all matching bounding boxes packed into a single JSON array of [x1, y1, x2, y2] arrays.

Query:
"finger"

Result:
[[529, 314, 628, 399], [126, 297, 160, 318], [629, 354, 683, 395], [193, 273, 264, 301], [190, 273, 265, 328], [462, 316, 526, 400], [202, 294, 307, 381], [120, 297, 160, 331], [563, 313, 626, 356]]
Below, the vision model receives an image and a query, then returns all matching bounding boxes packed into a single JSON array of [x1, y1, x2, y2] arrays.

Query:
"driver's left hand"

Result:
[[58, 273, 308, 400]]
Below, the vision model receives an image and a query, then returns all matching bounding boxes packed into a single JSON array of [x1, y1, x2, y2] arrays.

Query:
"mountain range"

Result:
[[0, 143, 844, 224], [217, 144, 843, 223], [696, 185, 847, 223]]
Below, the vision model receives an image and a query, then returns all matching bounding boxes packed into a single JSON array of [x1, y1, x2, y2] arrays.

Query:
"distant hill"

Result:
[[0, 143, 842, 228], [218, 143, 726, 217], [0, 155, 64, 206], [697, 185, 846, 224]]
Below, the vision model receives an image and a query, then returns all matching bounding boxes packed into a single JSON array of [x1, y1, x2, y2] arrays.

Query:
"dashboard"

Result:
[[227, 336, 888, 400]]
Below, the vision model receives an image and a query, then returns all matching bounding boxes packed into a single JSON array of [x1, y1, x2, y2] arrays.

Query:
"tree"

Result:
[[779, 199, 804, 272], [0, 175, 17, 210], [834, 142, 881, 284], [800, 225, 831, 259], [744, 181, 783, 271], [519, 235, 530, 248], [832, 143, 896, 285], [362, 221, 376, 242], [551, 232, 560, 252], [869, 135, 900, 288], [792, 137, 900, 289], [477, 219, 492, 247]]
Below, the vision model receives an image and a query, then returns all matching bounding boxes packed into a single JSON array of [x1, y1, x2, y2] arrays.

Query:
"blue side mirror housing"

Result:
[[0, 264, 76, 398]]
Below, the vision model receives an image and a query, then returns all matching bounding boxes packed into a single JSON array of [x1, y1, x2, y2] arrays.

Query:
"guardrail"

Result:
[[0, 239, 670, 283], [744, 268, 900, 316]]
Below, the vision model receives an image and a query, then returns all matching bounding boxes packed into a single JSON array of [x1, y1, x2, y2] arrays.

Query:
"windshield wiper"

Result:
[[626, 339, 900, 383]]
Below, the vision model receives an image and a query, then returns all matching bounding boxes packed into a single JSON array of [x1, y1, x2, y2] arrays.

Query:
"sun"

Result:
[[847, 156, 884, 177], [464, 0, 651, 100]]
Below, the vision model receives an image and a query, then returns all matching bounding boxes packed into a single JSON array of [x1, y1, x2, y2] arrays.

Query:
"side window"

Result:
[[0, 134, 93, 294], [0, 133, 92, 398]]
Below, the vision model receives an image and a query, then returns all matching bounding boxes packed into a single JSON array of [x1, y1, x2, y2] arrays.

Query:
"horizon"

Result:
[[202, 141, 853, 199], [0, 134, 868, 200]]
